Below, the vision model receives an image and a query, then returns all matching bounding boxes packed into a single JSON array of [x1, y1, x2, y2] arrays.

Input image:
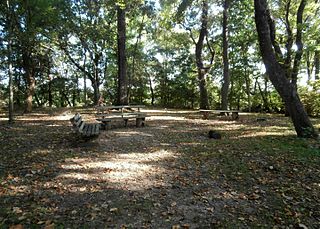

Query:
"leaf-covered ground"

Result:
[[0, 108, 319, 228]]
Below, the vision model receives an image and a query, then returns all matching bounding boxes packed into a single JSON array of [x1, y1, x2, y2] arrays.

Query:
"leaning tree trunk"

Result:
[[221, 0, 230, 110], [254, 0, 317, 138], [117, 6, 128, 105]]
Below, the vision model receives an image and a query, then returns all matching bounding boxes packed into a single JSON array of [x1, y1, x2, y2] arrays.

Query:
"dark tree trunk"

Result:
[[257, 80, 269, 112], [83, 50, 87, 104], [148, 74, 155, 106], [196, 0, 209, 109], [117, 6, 128, 105], [48, 79, 53, 107], [284, 0, 293, 78], [254, 0, 317, 138], [306, 51, 312, 82], [221, 0, 230, 110], [92, 53, 101, 105], [315, 50, 319, 80], [7, 0, 14, 123], [291, 0, 306, 88]]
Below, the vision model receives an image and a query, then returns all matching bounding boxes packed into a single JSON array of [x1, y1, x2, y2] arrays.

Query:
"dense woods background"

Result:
[[0, 0, 319, 115]]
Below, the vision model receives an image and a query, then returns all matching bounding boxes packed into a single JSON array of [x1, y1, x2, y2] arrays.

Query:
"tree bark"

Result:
[[196, 0, 209, 109], [291, 0, 306, 88], [117, 6, 128, 105], [254, 0, 317, 138], [306, 51, 312, 81], [23, 55, 36, 113], [221, 0, 230, 110], [7, 0, 14, 123], [147, 74, 155, 106], [83, 49, 87, 105], [315, 50, 319, 80]]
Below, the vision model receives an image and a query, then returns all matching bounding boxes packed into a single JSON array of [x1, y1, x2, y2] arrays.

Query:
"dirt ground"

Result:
[[0, 108, 319, 228]]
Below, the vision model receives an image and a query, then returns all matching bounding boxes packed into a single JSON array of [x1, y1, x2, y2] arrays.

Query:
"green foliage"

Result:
[[0, 0, 319, 115], [299, 81, 320, 117]]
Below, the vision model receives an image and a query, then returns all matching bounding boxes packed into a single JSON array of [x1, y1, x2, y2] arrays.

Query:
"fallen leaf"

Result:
[[9, 225, 24, 229], [110, 208, 118, 212]]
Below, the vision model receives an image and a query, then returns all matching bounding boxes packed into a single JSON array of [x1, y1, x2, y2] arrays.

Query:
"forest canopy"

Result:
[[0, 0, 319, 116]]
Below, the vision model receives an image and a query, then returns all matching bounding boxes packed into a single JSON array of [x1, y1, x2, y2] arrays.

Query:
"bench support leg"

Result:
[[124, 119, 128, 127], [136, 117, 145, 127]]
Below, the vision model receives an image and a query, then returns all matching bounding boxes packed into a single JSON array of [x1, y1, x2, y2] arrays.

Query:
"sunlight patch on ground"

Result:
[[144, 109, 198, 114], [57, 149, 177, 191], [149, 116, 186, 121], [232, 130, 294, 138], [112, 131, 154, 137]]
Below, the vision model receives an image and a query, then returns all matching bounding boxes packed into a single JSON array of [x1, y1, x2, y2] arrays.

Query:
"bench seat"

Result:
[[70, 113, 100, 138]]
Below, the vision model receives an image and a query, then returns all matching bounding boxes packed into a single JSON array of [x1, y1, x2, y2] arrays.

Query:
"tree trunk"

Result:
[[306, 51, 312, 82], [7, 0, 14, 123], [254, 0, 317, 138], [244, 70, 251, 112], [257, 80, 269, 112], [117, 6, 128, 105], [48, 79, 53, 107], [93, 54, 101, 105], [196, 0, 209, 109], [291, 0, 306, 88], [148, 74, 155, 106], [221, 0, 230, 110], [24, 66, 35, 113], [315, 50, 319, 80], [83, 50, 87, 105]]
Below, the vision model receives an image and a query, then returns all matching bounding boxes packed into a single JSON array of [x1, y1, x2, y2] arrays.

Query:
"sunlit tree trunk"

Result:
[[254, 0, 317, 138]]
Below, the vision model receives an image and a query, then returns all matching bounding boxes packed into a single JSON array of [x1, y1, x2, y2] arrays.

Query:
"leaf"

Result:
[[9, 225, 24, 229], [297, 224, 308, 229], [109, 208, 118, 212]]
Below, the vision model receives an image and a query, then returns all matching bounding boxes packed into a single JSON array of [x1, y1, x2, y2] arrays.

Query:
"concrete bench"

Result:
[[70, 113, 100, 138], [199, 109, 240, 120]]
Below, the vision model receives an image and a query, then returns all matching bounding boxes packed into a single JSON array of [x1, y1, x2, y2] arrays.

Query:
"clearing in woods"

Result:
[[0, 108, 319, 228]]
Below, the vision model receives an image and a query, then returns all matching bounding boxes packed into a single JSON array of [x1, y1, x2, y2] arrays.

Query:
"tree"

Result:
[[3, 0, 14, 123], [179, 0, 215, 109], [117, 3, 128, 105], [3, 0, 62, 112], [316, 49, 320, 80], [254, 0, 318, 138], [221, 0, 230, 110]]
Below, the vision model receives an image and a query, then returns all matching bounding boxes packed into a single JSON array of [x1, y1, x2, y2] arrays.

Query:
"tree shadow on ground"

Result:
[[0, 109, 319, 228]]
